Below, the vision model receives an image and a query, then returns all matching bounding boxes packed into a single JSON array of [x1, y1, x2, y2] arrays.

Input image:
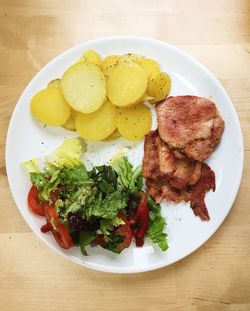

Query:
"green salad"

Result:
[[22, 138, 168, 255]]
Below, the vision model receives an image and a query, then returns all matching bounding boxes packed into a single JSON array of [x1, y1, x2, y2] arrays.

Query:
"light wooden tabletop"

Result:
[[1, 1, 250, 310]]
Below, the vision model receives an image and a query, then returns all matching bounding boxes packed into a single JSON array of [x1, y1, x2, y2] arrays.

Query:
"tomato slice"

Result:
[[44, 203, 59, 227], [42, 204, 73, 249], [27, 186, 45, 216], [51, 224, 73, 249], [50, 190, 58, 203]]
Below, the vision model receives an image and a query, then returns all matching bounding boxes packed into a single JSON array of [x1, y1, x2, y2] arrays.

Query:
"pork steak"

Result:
[[156, 96, 224, 161]]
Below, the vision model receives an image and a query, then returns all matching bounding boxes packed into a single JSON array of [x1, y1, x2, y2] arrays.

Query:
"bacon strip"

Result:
[[143, 131, 216, 221], [190, 163, 215, 221], [143, 131, 202, 191], [146, 178, 191, 204]]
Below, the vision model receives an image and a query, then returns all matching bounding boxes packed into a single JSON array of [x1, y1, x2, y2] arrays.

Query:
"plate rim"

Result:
[[5, 36, 244, 273]]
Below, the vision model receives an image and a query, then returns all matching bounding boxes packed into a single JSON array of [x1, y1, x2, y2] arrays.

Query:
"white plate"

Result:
[[6, 36, 243, 273]]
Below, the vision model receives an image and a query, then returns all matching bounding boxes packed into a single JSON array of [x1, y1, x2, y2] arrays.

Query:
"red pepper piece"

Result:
[[92, 234, 106, 247], [41, 222, 52, 233], [134, 192, 149, 247], [115, 212, 133, 251], [128, 192, 149, 247]]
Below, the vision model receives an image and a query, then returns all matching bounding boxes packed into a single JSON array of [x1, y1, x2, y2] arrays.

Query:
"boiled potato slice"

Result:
[[78, 49, 102, 67], [117, 103, 152, 140], [75, 100, 117, 141], [107, 62, 147, 107], [147, 72, 171, 103], [47, 78, 75, 129], [118, 53, 144, 65], [62, 110, 77, 131], [143, 95, 154, 101], [47, 79, 61, 89], [139, 58, 160, 79], [61, 62, 106, 113], [102, 55, 120, 78], [102, 128, 121, 142], [30, 88, 71, 126]]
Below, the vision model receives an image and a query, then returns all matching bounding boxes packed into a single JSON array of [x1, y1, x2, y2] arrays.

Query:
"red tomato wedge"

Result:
[[27, 186, 45, 216], [51, 223, 74, 249], [42, 203, 73, 249]]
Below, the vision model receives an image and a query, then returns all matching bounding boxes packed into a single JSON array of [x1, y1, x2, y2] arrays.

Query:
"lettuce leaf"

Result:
[[88, 165, 118, 195], [83, 191, 127, 220], [45, 138, 85, 172], [30, 171, 60, 201], [147, 197, 168, 251], [21, 158, 41, 173], [110, 156, 142, 194], [59, 165, 88, 186], [30, 165, 89, 202]]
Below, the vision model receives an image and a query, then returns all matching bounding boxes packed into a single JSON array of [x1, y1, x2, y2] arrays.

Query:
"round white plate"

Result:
[[6, 36, 243, 273]]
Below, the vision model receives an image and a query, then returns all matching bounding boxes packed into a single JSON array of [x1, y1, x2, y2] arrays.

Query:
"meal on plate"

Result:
[[23, 49, 224, 255]]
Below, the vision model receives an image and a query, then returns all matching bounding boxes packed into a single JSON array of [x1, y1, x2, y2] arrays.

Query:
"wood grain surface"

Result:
[[0, 1, 250, 310]]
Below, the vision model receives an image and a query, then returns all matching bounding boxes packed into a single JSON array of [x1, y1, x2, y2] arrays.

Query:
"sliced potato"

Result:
[[143, 95, 154, 101], [107, 62, 147, 107], [117, 103, 152, 141], [47, 79, 61, 89], [118, 53, 144, 65], [62, 110, 77, 131], [30, 88, 71, 126], [75, 100, 117, 141], [102, 55, 120, 78], [102, 128, 121, 142], [139, 58, 160, 79], [78, 49, 102, 67], [147, 72, 171, 103], [61, 62, 106, 113]]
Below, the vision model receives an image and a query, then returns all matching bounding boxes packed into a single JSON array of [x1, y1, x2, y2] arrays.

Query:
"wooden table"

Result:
[[1, 1, 249, 310]]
